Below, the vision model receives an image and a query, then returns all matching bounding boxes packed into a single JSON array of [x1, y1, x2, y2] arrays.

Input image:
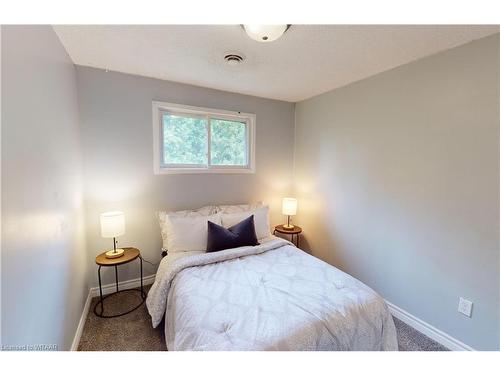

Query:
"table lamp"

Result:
[[282, 197, 297, 230], [100, 211, 125, 259]]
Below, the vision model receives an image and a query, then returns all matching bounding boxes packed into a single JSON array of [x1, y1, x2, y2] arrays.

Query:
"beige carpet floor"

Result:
[[78, 285, 166, 351], [78, 284, 447, 351]]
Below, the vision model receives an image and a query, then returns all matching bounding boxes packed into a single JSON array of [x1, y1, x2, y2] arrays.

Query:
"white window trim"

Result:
[[152, 101, 256, 174]]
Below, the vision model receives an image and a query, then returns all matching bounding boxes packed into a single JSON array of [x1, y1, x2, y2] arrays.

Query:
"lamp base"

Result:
[[105, 248, 125, 259], [282, 224, 295, 230]]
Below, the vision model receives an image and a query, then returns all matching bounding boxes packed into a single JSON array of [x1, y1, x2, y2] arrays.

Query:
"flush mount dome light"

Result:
[[224, 53, 245, 66], [243, 25, 290, 42]]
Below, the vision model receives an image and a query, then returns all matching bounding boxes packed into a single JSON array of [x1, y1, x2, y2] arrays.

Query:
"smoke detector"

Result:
[[224, 53, 245, 66]]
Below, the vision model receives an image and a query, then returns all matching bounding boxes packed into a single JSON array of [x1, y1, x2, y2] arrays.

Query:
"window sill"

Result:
[[154, 167, 255, 175]]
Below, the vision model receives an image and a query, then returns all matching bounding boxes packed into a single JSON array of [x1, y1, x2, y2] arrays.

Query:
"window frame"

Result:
[[153, 101, 256, 174]]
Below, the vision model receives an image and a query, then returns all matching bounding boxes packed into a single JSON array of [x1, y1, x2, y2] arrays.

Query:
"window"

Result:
[[153, 101, 255, 174]]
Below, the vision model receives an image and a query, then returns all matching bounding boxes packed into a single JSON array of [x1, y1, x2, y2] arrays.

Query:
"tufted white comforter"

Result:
[[146, 237, 398, 351]]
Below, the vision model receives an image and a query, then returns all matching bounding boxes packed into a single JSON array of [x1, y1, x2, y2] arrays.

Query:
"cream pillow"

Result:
[[158, 206, 217, 252], [164, 213, 221, 253], [221, 205, 271, 240], [216, 202, 264, 214]]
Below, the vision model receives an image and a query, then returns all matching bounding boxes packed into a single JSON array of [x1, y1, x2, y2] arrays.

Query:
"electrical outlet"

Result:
[[458, 297, 473, 317]]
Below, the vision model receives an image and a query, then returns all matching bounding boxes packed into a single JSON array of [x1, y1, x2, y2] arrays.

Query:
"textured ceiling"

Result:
[[53, 25, 500, 102]]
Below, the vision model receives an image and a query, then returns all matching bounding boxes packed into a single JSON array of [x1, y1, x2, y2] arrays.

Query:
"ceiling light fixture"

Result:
[[243, 25, 290, 43]]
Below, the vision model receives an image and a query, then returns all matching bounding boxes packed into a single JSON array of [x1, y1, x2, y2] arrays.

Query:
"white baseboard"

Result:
[[386, 300, 474, 351], [89, 274, 156, 298], [70, 273, 156, 351], [70, 291, 93, 351]]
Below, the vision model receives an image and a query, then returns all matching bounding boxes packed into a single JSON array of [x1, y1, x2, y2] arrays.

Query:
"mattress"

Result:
[[146, 237, 398, 351]]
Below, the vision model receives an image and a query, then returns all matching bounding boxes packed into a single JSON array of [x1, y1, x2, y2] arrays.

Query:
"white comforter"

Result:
[[147, 237, 398, 351]]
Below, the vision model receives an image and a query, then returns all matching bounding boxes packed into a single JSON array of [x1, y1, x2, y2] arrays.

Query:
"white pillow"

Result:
[[216, 202, 264, 214], [164, 213, 221, 253], [165, 205, 216, 218], [158, 206, 216, 251], [221, 206, 270, 240]]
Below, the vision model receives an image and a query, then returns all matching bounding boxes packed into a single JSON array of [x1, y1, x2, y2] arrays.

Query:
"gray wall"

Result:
[[75, 67, 295, 286], [1, 26, 87, 350], [294, 34, 500, 350]]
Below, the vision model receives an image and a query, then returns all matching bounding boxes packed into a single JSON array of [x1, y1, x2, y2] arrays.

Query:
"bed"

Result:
[[146, 230, 398, 351]]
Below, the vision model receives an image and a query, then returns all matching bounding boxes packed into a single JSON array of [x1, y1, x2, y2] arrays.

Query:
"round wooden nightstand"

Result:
[[94, 247, 146, 318], [273, 225, 302, 248]]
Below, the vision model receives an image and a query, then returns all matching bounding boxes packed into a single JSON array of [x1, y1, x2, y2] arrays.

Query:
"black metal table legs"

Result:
[[273, 230, 300, 248], [94, 257, 146, 318]]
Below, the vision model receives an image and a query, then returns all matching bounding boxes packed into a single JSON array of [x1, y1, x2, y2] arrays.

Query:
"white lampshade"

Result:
[[243, 25, 289, 42], [100, 211, 125, 238], [282, 198, 298, 216]]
